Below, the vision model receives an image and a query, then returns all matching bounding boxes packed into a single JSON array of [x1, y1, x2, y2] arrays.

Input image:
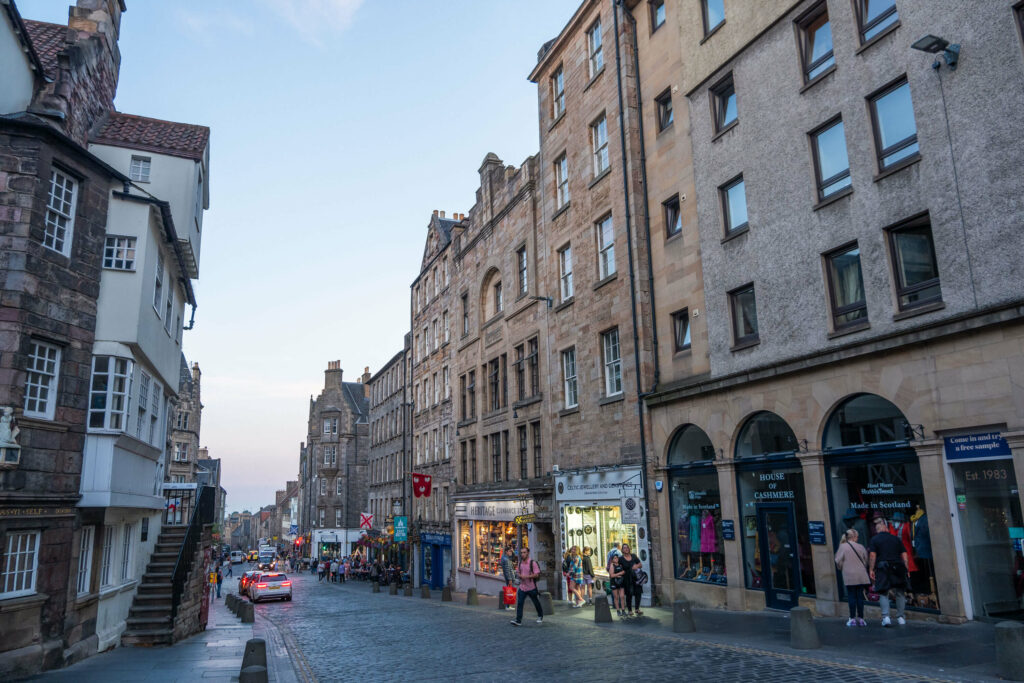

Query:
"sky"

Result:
[[24, 0, 581, 513]]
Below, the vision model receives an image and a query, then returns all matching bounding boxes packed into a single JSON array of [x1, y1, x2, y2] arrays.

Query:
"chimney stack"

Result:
[[325, 360, 343, 387], [433, 210, 439, 217], [68, 0, 126, 68], [362, 366, 372, 396], [440, 211, 445, 218]]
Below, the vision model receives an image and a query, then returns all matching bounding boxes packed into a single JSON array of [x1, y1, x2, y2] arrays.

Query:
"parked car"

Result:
[[230, 550, 245, 564], [239, 570, 260, 597], [249, 573, 292, 603]]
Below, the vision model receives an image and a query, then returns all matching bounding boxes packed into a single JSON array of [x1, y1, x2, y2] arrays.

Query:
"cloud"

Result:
[[175, 7, 255, 40], [259, 0, 364, 48]]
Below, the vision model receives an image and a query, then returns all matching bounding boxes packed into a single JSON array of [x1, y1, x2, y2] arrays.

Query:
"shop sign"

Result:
[[555, 466, 643, 501], [461, 500, 533, 521], [721, 519, 735, 540], [752, 472, 795, 501], [808, 520, 827, 545], [944, 432, 1011, 461], [621, 496, 642, 524], [0, 506, 75, 518], [421, 533, 451, 546], [394, 516, 408, 542], [514, 513, 535, 525]]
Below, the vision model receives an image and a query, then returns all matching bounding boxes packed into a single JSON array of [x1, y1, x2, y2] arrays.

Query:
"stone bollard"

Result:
[[673, 598, 696, 633], [239, 666, 268, 683], [466, 587, 479, 606], [421, 585, 431, 599], [372, 582, 380, 593], [403, 584, 413, 597], [995, 621, 1024, 681], [789, 606, 820, 650], [539, 592, 554, 616], [241, 638, 267, 670], [226, 594, 235, 612], [442, 586, 453, 602], [239, 602, 254, 624], [594, 594, 612, 623], [389, 582, 398, 596]]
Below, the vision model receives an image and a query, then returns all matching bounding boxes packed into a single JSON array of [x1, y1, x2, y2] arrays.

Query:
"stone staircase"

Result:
[[120, 525, 187, 647]]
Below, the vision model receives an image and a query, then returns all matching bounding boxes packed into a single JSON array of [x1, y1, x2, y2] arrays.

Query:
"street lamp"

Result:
[[911, 34, 959, 70]]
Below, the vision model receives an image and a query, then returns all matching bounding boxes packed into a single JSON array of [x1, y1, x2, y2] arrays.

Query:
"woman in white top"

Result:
[[834, 528, 871, 626]]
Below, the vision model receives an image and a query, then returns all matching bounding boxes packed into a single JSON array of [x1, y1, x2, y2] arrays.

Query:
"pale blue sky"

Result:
[[24, 0, 581, 513]]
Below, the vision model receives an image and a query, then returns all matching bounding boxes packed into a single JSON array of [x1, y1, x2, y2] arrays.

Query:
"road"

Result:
[[244, 571, 976, 682]]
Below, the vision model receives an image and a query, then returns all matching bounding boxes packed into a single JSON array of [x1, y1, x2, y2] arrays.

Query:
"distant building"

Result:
[[167, 359, 202, 484], [367, 346, 409, 542]]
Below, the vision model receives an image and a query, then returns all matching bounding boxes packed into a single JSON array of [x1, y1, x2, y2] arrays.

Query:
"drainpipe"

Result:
[[613, 0, 656, 603]]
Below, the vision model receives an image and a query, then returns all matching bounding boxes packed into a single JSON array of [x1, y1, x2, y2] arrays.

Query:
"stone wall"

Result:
[[172, 524, 212, 643]]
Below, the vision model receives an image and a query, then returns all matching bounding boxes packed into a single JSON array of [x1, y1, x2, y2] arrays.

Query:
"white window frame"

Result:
[[591, 114, 609, 176], [320, 479, 327, 495], [336, 478, 343, 495], [77, 526, 94, 595], [136, 371, 150, 440], [129, 155, 151, 183], [444, 310, 450, 343], [164, 289, 174, 334], [331, 417, 338, 434], [551, 65, 565, 118], [335, 509, 343, 527], [23, 340, 60, 420], [587, 19, 603, 77], [558, 245, 574, 301], [318, 508, 325, 527], [596, 214, 615, 279], [323, 419, 330, 435], [119, 523, 133, 582], [602, 328, 623, 396], [443, 366, 450, 399], [100, 525, 115, 587], [88, 356, 133, 432], [175, 442, 188, 462], [562, 348, 578, 409], [2, 531, 41, 599], [555, 153, 570, 209], [103, 236, 137, 270], [43, 168, 77, 256], [153, 252, 164, 314]]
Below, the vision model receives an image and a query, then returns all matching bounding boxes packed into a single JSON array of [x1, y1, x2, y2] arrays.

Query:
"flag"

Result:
[[412, 472, 432, 498]]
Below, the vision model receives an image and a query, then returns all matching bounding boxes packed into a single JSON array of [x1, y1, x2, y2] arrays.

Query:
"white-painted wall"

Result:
[[94, 510, 161, 651], [0, 11, 34, 115]]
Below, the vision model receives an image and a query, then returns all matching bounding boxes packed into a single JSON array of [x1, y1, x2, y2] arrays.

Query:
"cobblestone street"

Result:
[[250, 572, 998, 682]]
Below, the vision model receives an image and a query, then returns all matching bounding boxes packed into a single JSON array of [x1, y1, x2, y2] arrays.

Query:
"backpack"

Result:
[[562, 556, 572, 574], [633, 565, 649, 586]]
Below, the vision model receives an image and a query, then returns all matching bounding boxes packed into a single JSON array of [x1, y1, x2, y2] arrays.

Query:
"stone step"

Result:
[[146, 562, 176, 573], [121, 629, 173, 647], [142, 571, 172, 581], [129, 605, 172, 618], [150, 551, 179, 560], [127, 615, 172, 628]]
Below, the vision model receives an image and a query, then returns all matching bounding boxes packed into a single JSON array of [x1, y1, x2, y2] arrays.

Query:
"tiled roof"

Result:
[[91, 112, 209, 161], [23, 20, 66, 80]]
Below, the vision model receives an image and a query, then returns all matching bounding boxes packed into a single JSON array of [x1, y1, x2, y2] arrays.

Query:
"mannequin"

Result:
[[690, 512, 701, 566], [892, 512, 918, 572], [700, 510, 717, 580]]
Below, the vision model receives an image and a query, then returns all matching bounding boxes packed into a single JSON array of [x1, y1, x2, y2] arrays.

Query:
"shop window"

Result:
[[563, 505, 634, 578], [459, 521, 472, 569], [735, 411, 798, 459], [667, 424, 715, 465], [475, 521, 521, 576], [667, 426, 724, 583], [823, 393, 908, 450]]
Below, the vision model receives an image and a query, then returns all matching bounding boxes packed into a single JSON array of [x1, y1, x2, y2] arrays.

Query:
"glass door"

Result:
[[757, 503, 800, 610]]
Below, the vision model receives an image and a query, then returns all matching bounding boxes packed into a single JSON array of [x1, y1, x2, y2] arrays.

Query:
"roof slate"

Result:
[[91, 112, 210, 161], [22, 20, 65, 80]]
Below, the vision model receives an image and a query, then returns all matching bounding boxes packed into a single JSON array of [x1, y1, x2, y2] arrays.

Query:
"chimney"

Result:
[[432, 210, 438, 216], [440, 211, 445, 219], [68, 0, 126, 68], [362, 366, 371, 396], [325, 360, 343, 387]]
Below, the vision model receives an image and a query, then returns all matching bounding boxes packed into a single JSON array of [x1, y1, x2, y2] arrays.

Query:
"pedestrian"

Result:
[[215, 565, 223, 599], [510, 547, 544, 627], [317, 558, 326, 582], [225, 559, 233, 578], [331, 558, 339, 583], [311, 558, 318, 576], [581, 547, 595, 605], [619, 543, 644, 617], [868, 516, 909, 627], [568, 546, 584, 607], [500, 546, 516, 609], [834, 528, 870, 627], [608, 554, 626, 617], [606, 541, 621, 567]]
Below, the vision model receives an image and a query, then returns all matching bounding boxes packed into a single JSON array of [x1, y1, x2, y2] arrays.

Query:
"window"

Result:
[[43, 169, 77, 255], [23, 340, 60, 419], [444, 366, 450, 399], [655, 89, 673, 131], [664, 195, 682, 237], [319, 508, 325, 527], [591, 115, 609, 176], [2, 531, 40, 598], [516, 344, 526, 402], [433, 372, 440, 404], [443, 425, 450, 460], [119, 524, 133, 581], [493, 282, 503, 313], [136, 371, 150, 440], [444, 310, 450, 342], [331, 417, 338, 434], [176, 411, 189, 431], [516, 246, 528, 296], [672, 309, 692, 351], [558, 245, 574, 301], [488, 359, 501, 412], [433, 319, 440, 350], [711, 74, 737, 132], [797, 4, 834, 84], [103, 236, 136, 270], [869, 78, 918, 170], [811, 118, 851, 200], [602, 328, 622, 396], [555, 153, 570, 209], [650, 0, 665, 30], [551, 66, 565, 119], [88, 356, 132, 431], [729, 284, 759, 346], [100, 525, 114, 587], [826, 243, 868, 328], [527, 338, 539, 398], [491, 434, 502, 482], [596, 215, 615, 279], [129, 155, 151, 182], [856, 0, 898, 43], [320, 479, 327, 495], [702, 0, 725, 36], [532, 421, 542, 476], [76, 526, 94, 596], [518, 425, 528, 480], [562, 348, 578, 409], [461, 294, 470, 336], [165, 292, 173, 334], [461, 442, 468, 483], [323, 419, 330, 435], [720, 175, 748, 234], [335, 509, 342, 527], [175, 442, 189, 462], [888, 215, 941, 310], [587, 18, 603, 77], [467, 370, 476, 418]]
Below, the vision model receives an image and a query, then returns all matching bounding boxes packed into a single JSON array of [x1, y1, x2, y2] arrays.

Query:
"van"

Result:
[[230, 550, 244, 564]]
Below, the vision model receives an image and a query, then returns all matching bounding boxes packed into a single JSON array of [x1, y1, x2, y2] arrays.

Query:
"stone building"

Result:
[[644, 0, 1024, 624], [300, 362, 370, 557], [167, 357, 202, 484], [367, 346, 408, 536], [409, 211, 460, 588]]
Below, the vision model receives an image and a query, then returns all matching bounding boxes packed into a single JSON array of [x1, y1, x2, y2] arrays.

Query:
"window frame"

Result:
[[810, 116, 852, 201], [129, 155, 151, 183], [702, 0, 726, 37], [23, 340, 61, 420], [601, 328, 623, 397], [596, 214, 616, 280], [710, 74, 737, 133], [100, 525, 114, 587], [587, 18, 604, 77], [824, 242, 869, 329], [551, 65, 565, 119], [555, 153, 570, 209], [650, 0, 666, 31], [88, 356, 133, 432], [868, 77, 919, 171], [719, 174, 749, 236], [672, 309, 692, 352], [516, 246, 528, 296], [2, 530, 41, 599], [886, 214, 942, 311], [855, 0, 899, 45], [663, 195, 682, 238], [558, 244, 574, 302], [102, 235, 137, 271], [562, 348, 578, 409], [729, 283, 760, 347], [796, 2, 835, 84], [119, 523, 133, 582], [591, 114, 610, 176], [655, 88, 673, 132], [43, 167, 78, 256]]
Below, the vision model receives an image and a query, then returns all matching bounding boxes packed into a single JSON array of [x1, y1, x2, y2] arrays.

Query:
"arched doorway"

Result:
[[667, 426, 724, 584]]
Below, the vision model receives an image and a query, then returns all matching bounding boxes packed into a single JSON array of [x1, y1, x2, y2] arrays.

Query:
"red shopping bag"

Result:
[[502, 585, 517, 605]]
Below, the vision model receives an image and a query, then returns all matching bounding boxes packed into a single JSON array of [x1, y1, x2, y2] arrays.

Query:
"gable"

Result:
[[0, 9, 37, 115]]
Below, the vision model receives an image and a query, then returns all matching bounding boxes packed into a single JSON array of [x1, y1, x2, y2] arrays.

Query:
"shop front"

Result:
[[420, 532, 451, 590], [555, 467, 651, 606], [454, 498, 534, 595]]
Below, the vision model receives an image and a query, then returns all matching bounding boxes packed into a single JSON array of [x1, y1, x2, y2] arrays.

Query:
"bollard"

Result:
[[594, 594, 612, 623], [539, 592, 554, 616], [372, 581, 380, 593], [241, 638, 267, 670], [789, 606, 820, 650], [995, 621, 1024, 681], [239, 602, 254, 624], [389, 582, 398, 596], [421, 585, 431, 599], [673, 598, 696, 633], [227, 594, 238, 612], [239, 665, 268, 683], [403, 584, 413, 597], [442, 586, 453, 602], [466, 587, 479, 605]]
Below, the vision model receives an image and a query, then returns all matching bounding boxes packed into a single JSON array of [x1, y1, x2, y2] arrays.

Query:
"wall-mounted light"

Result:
[[529, 295, 553, 308], [911, 34, 960, 70]]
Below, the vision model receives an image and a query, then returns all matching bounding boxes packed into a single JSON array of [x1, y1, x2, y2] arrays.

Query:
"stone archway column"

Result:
[[798, 451, 839, 616], [714, 459, 746, 610], [1005, 432, 1024, 517], [915, 438, 968, 623]]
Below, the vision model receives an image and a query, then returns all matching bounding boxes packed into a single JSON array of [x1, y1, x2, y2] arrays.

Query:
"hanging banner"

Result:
[[394, 516, 408, 542], [620, 495, 642, 525]]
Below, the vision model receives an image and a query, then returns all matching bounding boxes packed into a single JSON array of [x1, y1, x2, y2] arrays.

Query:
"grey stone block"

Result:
[[789, 607, 820, 650], [404, 584, 413, 596], [239, 602, 254, 624], [241, 638, 267, 670], [539, 592, 553, 616], [239, 665, 268, 683], [389, 582, 398, 595], [442, 586, 453, 602], [594, 594, 613, 623], [673, 598, 696, 633], [995, 621, 1024, 681], [372, 582, 380, 593], [466, 587, 479, 605], [421, 585, 431, 599]]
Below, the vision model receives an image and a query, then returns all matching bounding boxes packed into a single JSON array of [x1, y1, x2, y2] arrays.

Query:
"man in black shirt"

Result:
[[868, 517, 908, 627]]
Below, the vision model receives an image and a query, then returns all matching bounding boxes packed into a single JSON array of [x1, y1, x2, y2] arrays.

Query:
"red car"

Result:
[[238, 570, 260, 597]]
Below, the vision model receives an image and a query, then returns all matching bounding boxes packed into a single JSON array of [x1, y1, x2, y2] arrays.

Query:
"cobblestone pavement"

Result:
[[253, 572, 998, 683]]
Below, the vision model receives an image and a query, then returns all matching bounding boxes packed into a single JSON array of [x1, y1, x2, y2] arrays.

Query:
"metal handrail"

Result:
[[169, 485, 215, 620]]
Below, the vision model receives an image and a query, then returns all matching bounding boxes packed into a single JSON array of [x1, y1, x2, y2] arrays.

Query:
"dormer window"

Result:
[[130, 156, 151, 183]]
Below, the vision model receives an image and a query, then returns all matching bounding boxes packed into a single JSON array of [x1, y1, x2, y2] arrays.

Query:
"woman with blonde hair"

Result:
[[834, 528, 871, 626]]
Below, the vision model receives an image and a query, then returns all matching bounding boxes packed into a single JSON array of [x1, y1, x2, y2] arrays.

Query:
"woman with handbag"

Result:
[[620, 543, 645, 617], [834, 528, 870, 626]]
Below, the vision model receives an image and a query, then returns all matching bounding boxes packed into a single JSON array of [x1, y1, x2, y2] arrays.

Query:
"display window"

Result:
[[562, 505, 635, 575], [474, 521, 523, 576], [459, 520, 472, 569], [951, 459, 1023, 620], [667, 425, 725, 584]]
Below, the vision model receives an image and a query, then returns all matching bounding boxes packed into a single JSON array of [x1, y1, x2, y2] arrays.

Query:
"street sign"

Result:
[[514, 514, 536, 525], [394, 516, 408, 542], [620, 496, 642, 524], [359, 512, 373, 529]]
